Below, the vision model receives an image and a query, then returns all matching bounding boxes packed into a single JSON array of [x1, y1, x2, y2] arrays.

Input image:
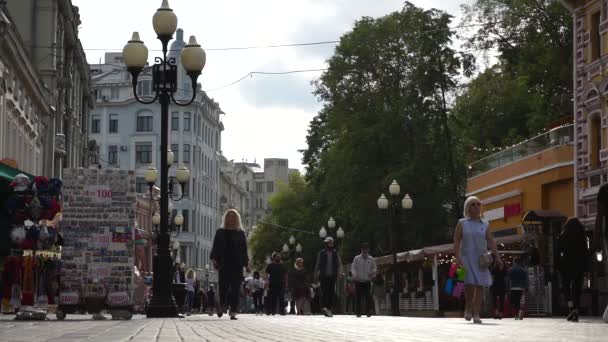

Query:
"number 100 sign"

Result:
[[87, 185, 112, 203]]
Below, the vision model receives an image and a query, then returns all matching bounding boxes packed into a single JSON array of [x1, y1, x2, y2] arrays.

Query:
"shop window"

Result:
[[591, 12, 601, 61], [590, 114, 602, 169]]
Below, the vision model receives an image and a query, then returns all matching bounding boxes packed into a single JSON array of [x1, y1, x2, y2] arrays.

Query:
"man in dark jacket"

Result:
[[210, 209, 249, 320], [314, 237, 342, 317]]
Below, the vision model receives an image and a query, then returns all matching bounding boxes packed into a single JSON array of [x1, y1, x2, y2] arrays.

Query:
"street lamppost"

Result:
[[377, 180, 413, 316], [123, 0, 205, 318]]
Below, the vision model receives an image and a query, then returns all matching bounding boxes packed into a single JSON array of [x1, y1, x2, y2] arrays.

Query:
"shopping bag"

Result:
[[455, 267, 466, 282], [452, 282, 464, 299], [444, 278, 454, 295], [602, 304, 608, 323], [448, 263, 458, 278]]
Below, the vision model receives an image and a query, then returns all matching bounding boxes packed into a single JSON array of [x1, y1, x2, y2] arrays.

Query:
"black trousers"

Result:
[[510, 290, 524, 312], [253, 290, 263, 312], [268, 284, 285, 314], [320, 276, 337, 310], [562, 273, 584, 309], [355, 281, 372, 316], [492, 288, 506, 313], [218, 270, 242, 313]]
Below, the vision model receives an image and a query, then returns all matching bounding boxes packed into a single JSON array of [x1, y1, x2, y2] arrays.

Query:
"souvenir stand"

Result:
[[57, 168, 137, 320], [0, 173, 63, 320]]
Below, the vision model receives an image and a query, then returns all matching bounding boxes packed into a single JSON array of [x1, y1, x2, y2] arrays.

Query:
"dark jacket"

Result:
[[210, 228, 249, 273], [314, 248, 341, 278], [491, 267, 507, 293], [508, 264, 529, 290], [557, 231, 589, 276]]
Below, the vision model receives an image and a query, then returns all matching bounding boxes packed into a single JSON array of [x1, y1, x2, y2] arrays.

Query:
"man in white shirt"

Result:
[[351, 242, 377, 317]]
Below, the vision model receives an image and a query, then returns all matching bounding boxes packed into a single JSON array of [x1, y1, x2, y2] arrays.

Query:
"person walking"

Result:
[[290, 257, 311, 315], [251, 271, 265, 315], [265, 252, 287, 315], [184, 269, 196, 315], [344, 272, 356, 315], [558, 217, 590, 322], [314, 237, 343, 317], [210, 209, 249, 320], [454, 196, 503, 324], [206, 285, 216, 316], [508, 257, 528, 320], [491, 258, 507, 319], [372, 273, 386, 315], [351, 243, 377, 317]]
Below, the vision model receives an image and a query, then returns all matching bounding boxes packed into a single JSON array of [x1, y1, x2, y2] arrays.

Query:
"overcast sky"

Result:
[[73, 0, 473, 172]]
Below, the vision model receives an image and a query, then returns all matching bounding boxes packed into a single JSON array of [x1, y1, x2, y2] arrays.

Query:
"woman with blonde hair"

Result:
[[184, 269, 196, 315], [290, 257, 311, 315], [210, 209, 249, 320], [454, 196, 503, 324]]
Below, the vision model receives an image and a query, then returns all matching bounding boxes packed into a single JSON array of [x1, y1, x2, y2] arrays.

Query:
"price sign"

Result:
[[87, 185, 112, 203], [89, 265, 111, 278], [91, 233, 112, 247], [108, 292, 129, 305], [59, 292, 79, 305]]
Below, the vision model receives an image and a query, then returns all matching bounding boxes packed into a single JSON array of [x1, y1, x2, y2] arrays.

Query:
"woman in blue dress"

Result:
[[454, 196, 503, 324]]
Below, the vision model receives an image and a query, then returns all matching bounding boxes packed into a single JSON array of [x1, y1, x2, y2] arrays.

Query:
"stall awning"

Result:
[[0, 162, 33, 181], [375, 233, 536, 266]]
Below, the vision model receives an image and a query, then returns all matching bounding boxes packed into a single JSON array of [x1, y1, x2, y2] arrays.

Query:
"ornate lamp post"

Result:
[[123, 0, 206, 318], [377, 180, 413, 316]]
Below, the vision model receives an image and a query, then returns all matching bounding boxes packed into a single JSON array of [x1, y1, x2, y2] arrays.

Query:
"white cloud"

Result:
[[74, 0, 473, 172]]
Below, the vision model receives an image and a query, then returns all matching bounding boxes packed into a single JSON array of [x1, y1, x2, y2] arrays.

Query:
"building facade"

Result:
[[6, 0, 94, 177], [0, 3, 52, 175], [233, 158, 298, 226], [219, 156, 253, 234], [89, 29, 223, 270], [467, 125, 575, 235]]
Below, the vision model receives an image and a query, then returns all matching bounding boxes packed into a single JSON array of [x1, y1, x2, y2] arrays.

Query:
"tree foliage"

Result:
[[301, 2, 470, 256], [454, 0, 572, 156]]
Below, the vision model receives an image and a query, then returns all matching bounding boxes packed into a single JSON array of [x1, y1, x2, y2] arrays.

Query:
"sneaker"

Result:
[[327, 309, 333, 317], [464, 311, 472, 321], [322, 307, 331, 317], [571, 310, 579, 323], [518, 310, 524, 320], [473, 317, 482, 324]]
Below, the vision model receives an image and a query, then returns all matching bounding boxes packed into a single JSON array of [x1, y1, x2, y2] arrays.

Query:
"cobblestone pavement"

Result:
[[1, 314, 607, 342]]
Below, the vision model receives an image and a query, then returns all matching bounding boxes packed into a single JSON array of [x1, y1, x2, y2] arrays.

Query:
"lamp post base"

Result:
[[146, 294, 180, 318]]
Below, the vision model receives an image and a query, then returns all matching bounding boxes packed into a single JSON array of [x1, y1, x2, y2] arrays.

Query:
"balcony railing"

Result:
[[469, 124, 574, 177]]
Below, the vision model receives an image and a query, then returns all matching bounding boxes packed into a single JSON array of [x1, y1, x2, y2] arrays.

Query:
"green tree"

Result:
[[454, 0, 573, 155], [302, 2, 471, 255]]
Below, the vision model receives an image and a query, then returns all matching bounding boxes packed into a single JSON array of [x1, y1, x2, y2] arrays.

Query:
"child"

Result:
[[508, 257, 529, 320]]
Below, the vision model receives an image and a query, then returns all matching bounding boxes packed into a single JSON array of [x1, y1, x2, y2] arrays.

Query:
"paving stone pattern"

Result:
[[0, 314, 607, 342]]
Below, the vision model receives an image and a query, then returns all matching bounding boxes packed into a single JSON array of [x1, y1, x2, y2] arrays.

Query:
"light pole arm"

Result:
[[128, 68, 159, 105], [169, 73, 201, 107]]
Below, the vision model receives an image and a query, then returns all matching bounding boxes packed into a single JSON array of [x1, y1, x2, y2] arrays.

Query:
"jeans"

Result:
[[253, 290, 264, 313], [510, 290, 524, 312], [185, 290, 195, 312], [320, 276, 336, 310], [355, 281, 372, 316], [268, 284, 285, 315]]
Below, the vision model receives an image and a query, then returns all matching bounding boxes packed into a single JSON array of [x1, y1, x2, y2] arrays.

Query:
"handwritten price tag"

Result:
[[87, 185, 112, 203], [91, 233, 112, 247], [60, 292, 79, 305], [89, 265, 111, 278]]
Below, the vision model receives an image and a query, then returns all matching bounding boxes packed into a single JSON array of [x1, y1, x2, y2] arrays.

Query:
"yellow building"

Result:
[[467, 125, 574, 236]]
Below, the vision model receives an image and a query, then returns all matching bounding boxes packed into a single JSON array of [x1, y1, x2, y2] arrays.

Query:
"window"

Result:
[[182, 180, 190, 197], [182, 210, 189, 232], [246, 181, 250, 191], [590, 114, 602, 169], [137, 79, 151, 96], [109, 114, 118, 133], [135, 143, 152, 164], [171, 144, 179, 163], [110, 87, 119, 100], [136, 177, 147, 193], [91, 115, 100, 133], [591, 12, 601, 61], [184, 112, 191, 131], [183, 144, 190, 163], [171, 112, 179, 131], [136, 113, 153, 132], [256, 182, 263, 193], [267, 181, 274, 193], [108, 145, 118, 165]]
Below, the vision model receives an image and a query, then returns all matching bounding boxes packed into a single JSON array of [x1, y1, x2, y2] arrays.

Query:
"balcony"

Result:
[[469, 124, 574, 178]]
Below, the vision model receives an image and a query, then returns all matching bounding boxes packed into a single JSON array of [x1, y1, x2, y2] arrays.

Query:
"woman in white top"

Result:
[[185, 269, 196, 315]]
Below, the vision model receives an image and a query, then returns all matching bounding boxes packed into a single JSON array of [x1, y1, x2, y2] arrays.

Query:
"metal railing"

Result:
[[469, 124, 574, 177]]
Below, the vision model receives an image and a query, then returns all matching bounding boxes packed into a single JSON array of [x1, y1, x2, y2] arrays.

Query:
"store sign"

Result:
[[87, 185, 112, 203], [484, 203, 522, 221], [59, 292, 79, 305], [108, 292, 129, 305]]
